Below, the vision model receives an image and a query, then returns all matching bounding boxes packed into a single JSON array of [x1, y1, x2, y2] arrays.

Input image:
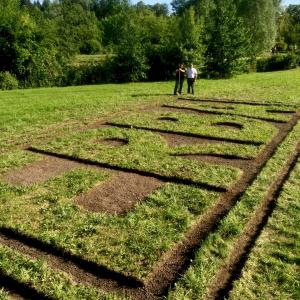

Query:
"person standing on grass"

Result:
[[174, 63, 185, 95], [187, 63, 197, 95]]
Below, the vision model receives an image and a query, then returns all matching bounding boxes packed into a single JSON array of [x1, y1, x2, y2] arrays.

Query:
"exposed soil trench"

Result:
[[177, 97, 298, 108], [26, 147, 227, 193], [1, 101, 299, 299], [143, 113, 300, 297], [163, 104, 291, 123], [106, 123, 264, 146], [206, 142, 300, 300], [2, 157, 163, 215]]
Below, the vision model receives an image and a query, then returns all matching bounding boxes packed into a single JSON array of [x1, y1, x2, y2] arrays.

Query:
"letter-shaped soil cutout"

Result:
[[158, 117, 179, 122], [266, 109, 296, 114], [74, 172, 163, 214], [2, 157, 82, 186], [212, 122, 243, 130], [210, 106, 235, 110], [97, 138, 128, 147]]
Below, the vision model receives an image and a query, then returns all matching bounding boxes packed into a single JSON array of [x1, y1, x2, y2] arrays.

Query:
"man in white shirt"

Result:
[[187, 63, 197, 94]]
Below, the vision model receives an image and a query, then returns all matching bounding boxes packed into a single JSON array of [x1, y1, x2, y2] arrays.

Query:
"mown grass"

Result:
[[109, 111, 277, 144], [33, 127, 241, 188], [0, 154, 221, 279], [0, 68, 299, 297], [229, 160, 300, 300], [0, 245, 121, 300], [167, 101, 297, 122], [168, 113, 300, 299]]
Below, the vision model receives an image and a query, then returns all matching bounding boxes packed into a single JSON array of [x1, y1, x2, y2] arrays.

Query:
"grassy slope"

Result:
[[0, 68, 300, 297]]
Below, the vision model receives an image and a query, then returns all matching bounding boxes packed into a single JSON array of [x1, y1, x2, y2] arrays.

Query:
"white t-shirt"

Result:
[[187, 67, 197, 79]]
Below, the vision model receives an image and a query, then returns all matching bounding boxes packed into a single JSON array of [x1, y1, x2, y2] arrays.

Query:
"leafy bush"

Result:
[[80, 39, 102, 55], [0, 72, 18, 90], [60, 60, 113, 86], [256, 53, 298, 72]]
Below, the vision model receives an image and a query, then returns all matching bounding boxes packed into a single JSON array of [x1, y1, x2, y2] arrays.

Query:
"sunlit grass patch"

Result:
[[0, 151, 40, 175], [33, 127, 241, 189], [168, 117, 300, 299], [109, 112, 277, 144], [0, 166, 221, 278], [170, 143, 260, 159], [167, 100, 296, 122], [229, 162, 300, 300], [0, 245, 121, 300]]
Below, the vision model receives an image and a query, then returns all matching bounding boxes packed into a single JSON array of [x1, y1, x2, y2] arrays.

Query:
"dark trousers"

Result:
[[187, 78, 195, 94], [174, 78, 184, 95]]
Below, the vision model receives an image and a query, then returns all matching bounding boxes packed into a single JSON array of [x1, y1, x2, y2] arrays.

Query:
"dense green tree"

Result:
[[236, 0, 279, 55], [91, 0, 129, 19], [0, 0, 64, 87], [203, 0, 249, 78], [277, 5, 300, 51], [109, 10, 149, 82]]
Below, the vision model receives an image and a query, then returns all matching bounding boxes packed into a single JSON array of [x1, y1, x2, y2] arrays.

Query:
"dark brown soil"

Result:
[[96, 137, 128, 147], [2, 156, 83, 186], [210, 105, 235, 110], [74, 172, 163, 214], [178, 97, 298, 108], [144, 112, 300, 297], [164, 104, 289, 123], [106, 123, 264, 146], [212, 122, 243, 130], [266, 109, 296, 114], [207, 141, 300, 300], [176, 154, 251, 170], [158, 132, 220, 147], [158, 117, 178, 122]]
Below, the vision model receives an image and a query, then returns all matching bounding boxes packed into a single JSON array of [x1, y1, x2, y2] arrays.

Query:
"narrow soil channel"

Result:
[[177, 97, 297, 108], [143, 113, 300, 297], [163, 104, 289, 123], [206, 142, 300, 300]]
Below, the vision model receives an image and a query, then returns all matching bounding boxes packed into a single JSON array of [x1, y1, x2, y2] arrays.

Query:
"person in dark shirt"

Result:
[[174, 63, 185, 95]]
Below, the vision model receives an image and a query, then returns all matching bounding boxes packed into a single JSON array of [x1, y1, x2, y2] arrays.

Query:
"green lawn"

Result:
[[0, 68, 299, 298]]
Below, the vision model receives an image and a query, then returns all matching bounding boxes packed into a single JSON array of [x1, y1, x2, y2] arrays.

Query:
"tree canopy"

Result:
[[0, 0, 297, 87]]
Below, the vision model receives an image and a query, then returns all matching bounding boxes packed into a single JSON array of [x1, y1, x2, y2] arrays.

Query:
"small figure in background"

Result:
[[174, 63, 185, 95], [187, 63, 197, 95]]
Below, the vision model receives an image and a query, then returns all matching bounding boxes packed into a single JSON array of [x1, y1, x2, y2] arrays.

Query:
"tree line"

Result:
[[0, 0, 299, 89]]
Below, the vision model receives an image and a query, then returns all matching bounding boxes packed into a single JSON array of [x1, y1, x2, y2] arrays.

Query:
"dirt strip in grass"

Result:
[[163, 104, 290, 123], [105, 123, 264, 146], [158, 132, 221, 147], [178, 97, 298, 108], [0, 272, 49, 300], [0, 229, 151, 300], [26, 147, 227, 193], [143, 112, 300, 296], [207, 142, 300, 299], [1, 155, 163, 215], [175, 154, 252, 171]]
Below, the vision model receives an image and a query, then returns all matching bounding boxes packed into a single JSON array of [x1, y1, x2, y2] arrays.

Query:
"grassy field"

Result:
[[0, 68, 299, 299]]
